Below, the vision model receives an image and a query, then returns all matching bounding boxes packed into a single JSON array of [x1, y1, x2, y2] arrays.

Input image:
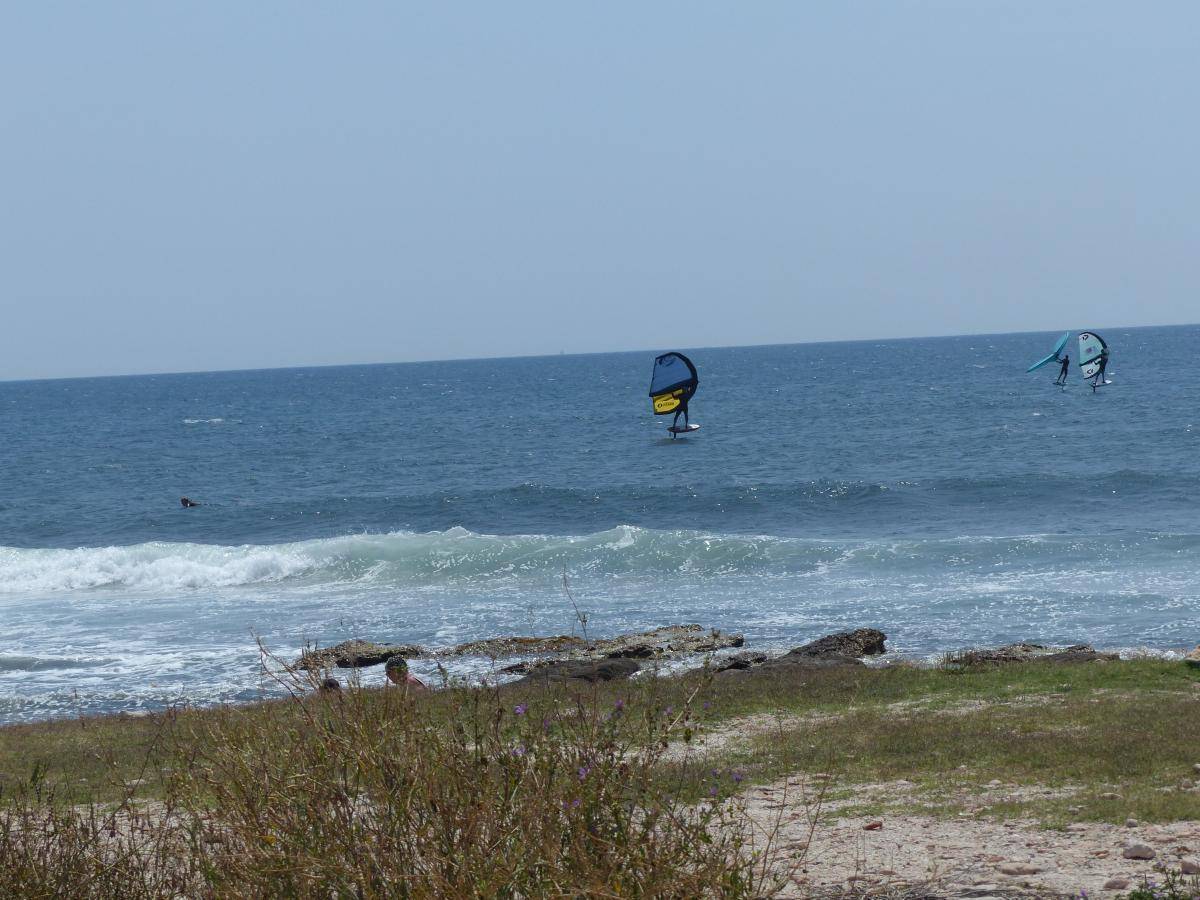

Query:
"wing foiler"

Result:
[[1026, 332, 1071, 372], [649, 352, 698, 414], [1078, 331, 1108, 379]]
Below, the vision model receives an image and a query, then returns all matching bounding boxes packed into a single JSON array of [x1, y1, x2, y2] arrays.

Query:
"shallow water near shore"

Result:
[[2, 326, 1199, 722]]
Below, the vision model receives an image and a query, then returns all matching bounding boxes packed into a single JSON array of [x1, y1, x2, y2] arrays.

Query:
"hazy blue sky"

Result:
[[2, 2, 1197, 379]]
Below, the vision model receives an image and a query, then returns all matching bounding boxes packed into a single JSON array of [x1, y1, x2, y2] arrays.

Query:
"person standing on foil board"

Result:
[[648, 352, 699, 437], [1055, 353, 1070, 385], [1077, 331, 1110, 392]]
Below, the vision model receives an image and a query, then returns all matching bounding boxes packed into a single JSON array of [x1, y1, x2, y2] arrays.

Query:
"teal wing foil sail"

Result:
[[1052, 331, 1071, 358], [649, 352, 698, 415], [1027, 332, 1072, 372], [1078, 332, 1107, 378]]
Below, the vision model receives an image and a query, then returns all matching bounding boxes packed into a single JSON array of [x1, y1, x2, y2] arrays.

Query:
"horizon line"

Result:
[[2, 320, 1194, 386]]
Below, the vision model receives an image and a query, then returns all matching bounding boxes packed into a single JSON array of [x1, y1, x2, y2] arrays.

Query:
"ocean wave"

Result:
[[0, 541, 315, 593], [3, 526, 1200, 595], [0, 655, 113, 672]]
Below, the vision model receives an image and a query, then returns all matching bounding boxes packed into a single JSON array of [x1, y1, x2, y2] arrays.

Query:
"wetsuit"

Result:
[[1056, 356, 1070, 385], [1095, 350, 1109, 387], [671, 400, 690, 433]]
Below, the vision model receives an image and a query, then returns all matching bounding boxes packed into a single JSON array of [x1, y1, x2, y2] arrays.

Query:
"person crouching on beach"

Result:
[[385, 656, 427, 691]]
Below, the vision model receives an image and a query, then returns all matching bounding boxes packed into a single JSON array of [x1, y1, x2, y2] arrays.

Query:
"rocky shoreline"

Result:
[[294, 625, 1200, 686]]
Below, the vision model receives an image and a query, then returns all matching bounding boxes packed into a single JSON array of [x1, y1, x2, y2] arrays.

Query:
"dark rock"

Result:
[[715, 651, 769, 672], [947, 642, 1117, 667], [760, 653, 864, 671], [516, 658, 640, 685], [297, 640, 425, 671], [787, 628, 887, 659]]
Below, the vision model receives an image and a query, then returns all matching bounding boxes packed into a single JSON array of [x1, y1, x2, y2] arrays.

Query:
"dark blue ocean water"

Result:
[[2, 327, 1198, 722]]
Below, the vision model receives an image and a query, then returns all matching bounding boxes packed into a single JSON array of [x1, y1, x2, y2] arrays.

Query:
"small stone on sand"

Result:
[[1122, 843, 1155, 860]]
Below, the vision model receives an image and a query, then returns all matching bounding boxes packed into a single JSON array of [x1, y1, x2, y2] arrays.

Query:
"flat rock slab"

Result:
[[947, 642, 1118, 667], [589, 624, 743, 659], [477, 624, 743, 665], [759, 653, 865, 671], [450, 635, 587, 657], [297, 640, 424, 671], [515, 658, 640, 685], [295, 624, 743, 672]]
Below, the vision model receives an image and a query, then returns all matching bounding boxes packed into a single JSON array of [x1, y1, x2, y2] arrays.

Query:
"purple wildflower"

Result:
[[578, 765, 591, 781], [614, 698, 625, 712], [709, 785, 719, 797], [731, 771, 745, 784], [514, 703, 527, 716]]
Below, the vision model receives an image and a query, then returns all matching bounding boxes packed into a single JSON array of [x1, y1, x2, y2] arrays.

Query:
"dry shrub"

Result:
[[0, 671, 787, 898]]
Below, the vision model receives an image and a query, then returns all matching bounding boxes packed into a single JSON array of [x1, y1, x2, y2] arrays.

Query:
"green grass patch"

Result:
[[1, 657, 1198, 894]]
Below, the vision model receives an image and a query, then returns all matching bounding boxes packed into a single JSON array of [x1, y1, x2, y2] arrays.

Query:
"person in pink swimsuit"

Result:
[[385, 656, 427, 690]]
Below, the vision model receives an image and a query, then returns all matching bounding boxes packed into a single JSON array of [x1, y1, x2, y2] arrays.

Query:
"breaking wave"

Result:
[[3, 526, 1200, 595]]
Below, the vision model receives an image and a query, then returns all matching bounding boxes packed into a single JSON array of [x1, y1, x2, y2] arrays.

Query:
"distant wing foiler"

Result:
[[1077, 332, 1107, 379], [649, 352, 698, 415]]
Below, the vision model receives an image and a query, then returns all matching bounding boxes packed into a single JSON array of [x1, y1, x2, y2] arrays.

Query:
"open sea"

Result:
[[2, 327, 1198, 723]]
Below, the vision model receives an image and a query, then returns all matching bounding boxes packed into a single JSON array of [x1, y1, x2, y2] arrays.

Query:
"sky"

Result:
[[2, 2, 1198, 380]]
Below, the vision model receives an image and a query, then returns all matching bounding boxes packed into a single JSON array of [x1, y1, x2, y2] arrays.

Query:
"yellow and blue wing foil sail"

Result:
[[649, 352, 698, 415]]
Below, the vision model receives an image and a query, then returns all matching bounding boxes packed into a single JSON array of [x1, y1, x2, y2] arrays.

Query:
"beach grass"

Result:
[[0, 666, 784, 898], [1, 657, 1198, 896]]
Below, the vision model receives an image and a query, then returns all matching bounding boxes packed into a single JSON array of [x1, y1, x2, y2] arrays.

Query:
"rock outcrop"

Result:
[[756, 627, 888, 671], [450, 635, 587, 657], [786, 628, 887, 659], [515, 658, 640, 685], [1185, 644, 1200, 669], [759, 653, 865, 672], [590, 624, 743, 659], [451, 624, 741, 660], [722, 628, 888, 675], [296, 624, 743, 673], [946, 642, 1117, 667], [714, 651, 769, 672], [297, 640, 424, 671]]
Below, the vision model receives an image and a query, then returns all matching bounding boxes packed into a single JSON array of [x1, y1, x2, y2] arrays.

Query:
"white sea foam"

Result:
[[0, 542, 314, 593], [3, 528, 1200, 597], [0, 528, 838, 594]]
